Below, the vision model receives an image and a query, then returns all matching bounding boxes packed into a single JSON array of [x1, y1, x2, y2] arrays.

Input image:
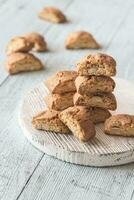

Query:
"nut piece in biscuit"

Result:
[[76, 53, 116, 76], [24, 32, 47, 52], [45, 71, 77, 94], [38, 7, 66, 23], [65, 31, 100, 49], [6, 36, 33, 55], [59, 106, 96, 142], [44, 92, 74, 111], [32, 109, 70, 134], [105, 114, 134, 136], [75, 75, 115, 95], [5, 52, 43, 74], [74, 93, 117, 111]]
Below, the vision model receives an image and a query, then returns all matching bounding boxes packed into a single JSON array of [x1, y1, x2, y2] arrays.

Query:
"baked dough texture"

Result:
[[6, 36, 33, 55], [74, 92, 117, 111], [32, 109, 70, 134], [24, 32, 47, 52], [5, 52, 43, 74], [75, 75, 115, 95], [76, 53, 116, 76], [105, 114, 134, 136], [65, 31, 100, 49], [38, 7, 66, 23], [59, 106, 96, 142], [45, 71, 77, 94], [44, 92, 74, 111]]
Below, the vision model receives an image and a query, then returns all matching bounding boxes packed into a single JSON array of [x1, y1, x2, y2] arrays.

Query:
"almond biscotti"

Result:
[[32, 109, 70, 134], [74, 93, 117, 111], [105, 114, 134, 136], [75, 75, 115, 95], [76, 53, 116, 76], [24, 32, 47, 52], [45, 71, 77, 94], [6, 36, 33, 55], [5, 52, 43, 74], [38, 7, 66, 23], [65, 31, 100, 49], [59, 106, 96, 142], [44, 92, 74, 111]]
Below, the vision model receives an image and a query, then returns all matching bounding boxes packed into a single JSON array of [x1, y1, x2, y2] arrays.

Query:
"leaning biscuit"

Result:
[[24, 32, 47, 52], [105, 114, 134, 136], [74, 93, 117, 111], [5, 52, 43, 74], [32, 109, 70, 134], [6, 36, 33, 55], [65, 31, 100, 49], [76, 53, 116, 76], [59, 106, 96, 142], [38, 7, 66, 23], [44, 92, 74, 111], [75, 75, 115, 95], [45, 71, 77, 94]]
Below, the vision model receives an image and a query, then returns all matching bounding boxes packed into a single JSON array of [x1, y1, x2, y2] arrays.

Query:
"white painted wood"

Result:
[[19, 78, 134, 167], [0, 0, 134, 199]]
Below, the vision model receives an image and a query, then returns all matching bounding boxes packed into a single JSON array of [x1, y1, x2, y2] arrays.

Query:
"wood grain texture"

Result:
[[0, 0, 134, 199]]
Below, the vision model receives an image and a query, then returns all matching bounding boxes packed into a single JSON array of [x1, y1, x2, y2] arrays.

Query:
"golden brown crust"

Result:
[[76, 53, 116, 76], [38, 7, 66, 23], [5, 52, 43, 74], [6, 36, 33, 55], [44, 92, 74, 111], [59, 106, 96, 142], [65, 31, 100, 49], [74, 92, 117, 111], [32, 109, 70, 134], [45, 71, 77, 94], [24, 32, 47, 52], [105, 114, 134, 136], [75, 75, 115, 95]]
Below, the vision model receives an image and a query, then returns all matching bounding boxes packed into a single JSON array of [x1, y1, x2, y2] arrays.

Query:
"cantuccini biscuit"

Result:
[[65, 31, 100, 49], [38, 7, 66, 23], [24, 32, 47, 52], [5, 52, 43, 74], [44, 92, 74, 111], [59, 106, 96, 142], [76, 53, 116, 76], [75, 75, 115, 95], [105, 114, 134, 136], [32, 109, 70, 134], [6, 36, 33, 55], [74, 93, 117, 111], [45, 71, 77, 94]]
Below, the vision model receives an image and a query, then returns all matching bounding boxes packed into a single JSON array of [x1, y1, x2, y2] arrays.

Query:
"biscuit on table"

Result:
[[74, 93, 117, 111], [76, 53, 116, 76], [6, 36, 33, 55], [32, 109, 70, 134], [75, 75, 115, 95], [65, 31, 100, 49], [45, 71, 77, 94], [5, 52, 43, 74], [59, 106, 96, 142], [24, 32, 47, 52], [38, 7, 66, 23], [105, 114, 134, 136], [44, 92, 74, 111]]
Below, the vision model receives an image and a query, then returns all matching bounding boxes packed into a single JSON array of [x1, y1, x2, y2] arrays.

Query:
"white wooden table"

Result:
[[1, 0, 134, 199]]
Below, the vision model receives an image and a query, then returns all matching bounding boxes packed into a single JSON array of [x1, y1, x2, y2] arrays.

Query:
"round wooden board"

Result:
[[19, 78, 134, 167]]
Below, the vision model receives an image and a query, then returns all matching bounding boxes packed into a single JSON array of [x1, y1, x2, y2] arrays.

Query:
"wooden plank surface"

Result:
[[0, 0, 134, 199]]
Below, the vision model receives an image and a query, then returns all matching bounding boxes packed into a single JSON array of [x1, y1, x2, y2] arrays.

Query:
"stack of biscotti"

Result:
[[74, 53, 117, 114]]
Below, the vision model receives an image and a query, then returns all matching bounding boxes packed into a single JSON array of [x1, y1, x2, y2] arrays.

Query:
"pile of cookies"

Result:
[[5, 32, 47, 74], [32, 53, 119, 142]]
